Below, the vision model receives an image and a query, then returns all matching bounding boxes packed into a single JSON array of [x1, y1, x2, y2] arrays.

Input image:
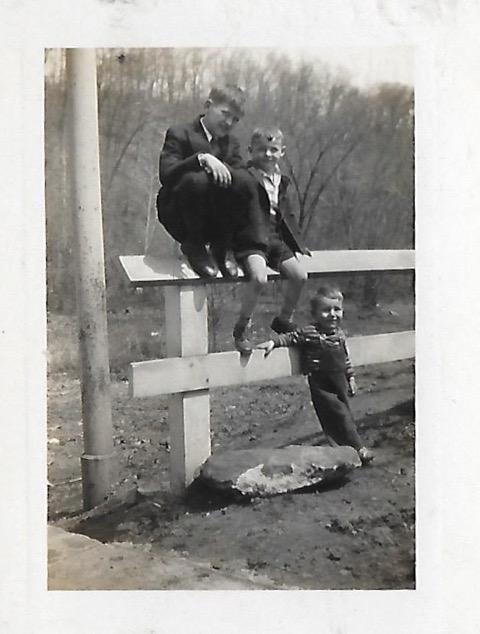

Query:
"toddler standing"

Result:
[[258, 285, 374, 464]]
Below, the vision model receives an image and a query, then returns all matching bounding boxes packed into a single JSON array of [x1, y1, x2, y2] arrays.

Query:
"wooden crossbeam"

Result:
[[129, 330, 415, 398], [119, 249, 415, 287]]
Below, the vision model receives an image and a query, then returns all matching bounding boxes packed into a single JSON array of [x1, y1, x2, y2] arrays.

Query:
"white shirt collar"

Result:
[[253, 165, 281, 213], [256, 164, 281, 184], [199, 116, 213, 143]]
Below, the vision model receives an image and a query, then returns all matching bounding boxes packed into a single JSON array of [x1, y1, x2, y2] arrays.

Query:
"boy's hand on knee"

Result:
[[200, 153, 232, 188], [257, 340, 275, 357], [348, 376, 357, 397]]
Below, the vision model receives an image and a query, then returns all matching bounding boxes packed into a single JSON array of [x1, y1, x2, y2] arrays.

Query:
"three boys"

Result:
[[156, 85, 374, 461]]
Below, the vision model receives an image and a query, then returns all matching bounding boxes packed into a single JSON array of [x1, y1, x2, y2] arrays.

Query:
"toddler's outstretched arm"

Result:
[[257, 327, 312, 358]]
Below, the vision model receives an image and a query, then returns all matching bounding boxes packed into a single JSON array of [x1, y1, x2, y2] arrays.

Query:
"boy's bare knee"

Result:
[[297, 269, 308, 284], [244, 254, 268, 288], [249, 272, 268, 288]]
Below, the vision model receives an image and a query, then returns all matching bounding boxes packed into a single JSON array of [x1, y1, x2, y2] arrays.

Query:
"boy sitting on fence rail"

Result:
[[156, 85, 258, 280], [257, 284, 374, 465], [233, 126, 311, 354]]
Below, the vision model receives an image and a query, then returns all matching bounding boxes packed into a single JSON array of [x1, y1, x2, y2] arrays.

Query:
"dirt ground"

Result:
[[47, 297, 415, 590]]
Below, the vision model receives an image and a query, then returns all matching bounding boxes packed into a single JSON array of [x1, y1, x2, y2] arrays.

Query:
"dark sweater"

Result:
[[272, 324, 354, 378]]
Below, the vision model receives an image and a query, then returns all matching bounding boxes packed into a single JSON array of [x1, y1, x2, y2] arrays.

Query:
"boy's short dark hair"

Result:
[[250, 126, 284, 146], [208, 85, 246, 117], [310, 285, 344, 312]]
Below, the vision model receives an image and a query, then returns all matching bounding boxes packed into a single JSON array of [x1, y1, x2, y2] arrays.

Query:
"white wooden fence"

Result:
[[119, 249, 415, 495]]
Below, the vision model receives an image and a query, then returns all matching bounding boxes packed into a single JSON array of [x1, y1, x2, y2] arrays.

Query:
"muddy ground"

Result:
[[47, 296, 415, 590]]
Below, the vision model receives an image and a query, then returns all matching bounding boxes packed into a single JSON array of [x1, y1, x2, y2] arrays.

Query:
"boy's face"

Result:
[[312, 296, 344, 331], [249, 137, 285, 173], [203, 100, 241, 138]]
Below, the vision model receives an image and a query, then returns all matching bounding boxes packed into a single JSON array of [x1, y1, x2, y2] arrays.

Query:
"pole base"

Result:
[[81, 452, 116, 511]]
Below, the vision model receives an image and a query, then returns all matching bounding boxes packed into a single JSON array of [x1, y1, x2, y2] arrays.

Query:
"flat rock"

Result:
[[197, 445, 361, 497]]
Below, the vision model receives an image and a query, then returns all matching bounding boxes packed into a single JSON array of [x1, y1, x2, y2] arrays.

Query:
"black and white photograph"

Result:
[[2, 1, 480, 633], [46, 46, 415, 591]]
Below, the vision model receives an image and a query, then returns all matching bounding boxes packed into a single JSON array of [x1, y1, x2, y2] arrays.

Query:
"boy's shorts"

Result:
[[235, 222, 295, 272]]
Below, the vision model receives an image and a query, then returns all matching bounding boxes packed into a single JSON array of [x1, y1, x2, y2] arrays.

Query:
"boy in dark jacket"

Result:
[[157, 85, 256, 279], [257, 285, 374, 465], [233, 126, 310, 354]]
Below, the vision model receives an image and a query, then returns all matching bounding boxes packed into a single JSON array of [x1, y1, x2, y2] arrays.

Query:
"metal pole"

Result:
[[65, 48, 115, 510]]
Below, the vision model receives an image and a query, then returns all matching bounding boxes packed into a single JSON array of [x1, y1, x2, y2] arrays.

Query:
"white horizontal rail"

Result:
[[119, 249, 415, 287], [129, 330, 415, 398]]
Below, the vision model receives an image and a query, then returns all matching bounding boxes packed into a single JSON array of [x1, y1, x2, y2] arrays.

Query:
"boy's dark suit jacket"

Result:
[[156, 116, 244, 242], [246, 164, 309, 256]]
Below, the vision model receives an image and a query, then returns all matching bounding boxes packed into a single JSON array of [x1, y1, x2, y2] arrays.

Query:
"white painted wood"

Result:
[[348, 330, 415, 367], [119, 249, 415, 287], [163, 285, 211, 494], [66, 48, 115, 510], [164, 286, 209, 357], [168, 391, 211, 492], [130, 330, 415, 398]]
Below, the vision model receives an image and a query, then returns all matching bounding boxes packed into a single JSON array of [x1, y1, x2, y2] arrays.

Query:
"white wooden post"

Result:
[[164, 285, 211, 494], [66, 49, 115, 509]]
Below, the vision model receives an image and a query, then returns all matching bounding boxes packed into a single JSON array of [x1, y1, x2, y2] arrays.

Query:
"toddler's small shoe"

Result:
[[233, 320, 253, 356], [271, 316, 297, 334], [358, 447, 375, 465]]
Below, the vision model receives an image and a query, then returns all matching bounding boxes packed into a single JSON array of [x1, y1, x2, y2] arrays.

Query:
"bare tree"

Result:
[[45, 48, 414, 313]]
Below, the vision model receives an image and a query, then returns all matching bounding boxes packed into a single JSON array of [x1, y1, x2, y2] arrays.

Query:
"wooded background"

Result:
[[45, 48, 414, 314]]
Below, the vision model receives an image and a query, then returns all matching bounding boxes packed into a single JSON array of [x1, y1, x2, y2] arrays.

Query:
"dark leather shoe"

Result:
[[271, 316, 297, 334], [211, 247, 239, 279], [181, 243, 219, 278], [233, 320, 253, 355]]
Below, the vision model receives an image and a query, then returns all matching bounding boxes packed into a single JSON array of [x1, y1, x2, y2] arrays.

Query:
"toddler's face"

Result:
[[312, 296, 344, 331], [203, 100, 241, 138], [249, 137, 285, 173]]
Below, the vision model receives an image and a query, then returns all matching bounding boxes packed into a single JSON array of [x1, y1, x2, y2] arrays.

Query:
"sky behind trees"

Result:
[[45, 46, 413, 88], [244, 47, 413, 88]]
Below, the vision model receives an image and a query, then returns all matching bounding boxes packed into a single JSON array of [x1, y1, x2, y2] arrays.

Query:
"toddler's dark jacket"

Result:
[[272, 324, 354, 378]]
